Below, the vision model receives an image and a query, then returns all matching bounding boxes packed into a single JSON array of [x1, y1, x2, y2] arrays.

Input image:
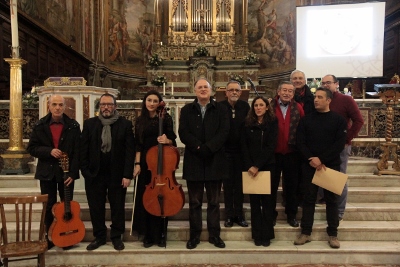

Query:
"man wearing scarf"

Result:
[[290, 70, 315, 115], [270, 82, 304, 228], [81, 93, 135, 251]]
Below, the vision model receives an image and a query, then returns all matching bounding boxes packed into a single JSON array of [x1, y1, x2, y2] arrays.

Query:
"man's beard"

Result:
[[101, 110, 114, 118]]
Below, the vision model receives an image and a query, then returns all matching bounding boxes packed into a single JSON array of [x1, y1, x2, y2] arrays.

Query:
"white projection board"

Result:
[[296, 2, 385, 78]]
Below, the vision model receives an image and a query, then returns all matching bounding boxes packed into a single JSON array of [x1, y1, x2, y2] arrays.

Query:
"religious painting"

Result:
[[17, 0, 79, 48], [247, 0, 296, 75], [106, 0, 155, 76]]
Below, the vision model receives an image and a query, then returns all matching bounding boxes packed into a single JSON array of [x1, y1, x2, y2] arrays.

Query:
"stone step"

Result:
[[3, 220, 400, 243], [3, 201, 400, 224], [12, 241, 399, 266], [2, 184, 400, 205], [0, 174, 39, 188]]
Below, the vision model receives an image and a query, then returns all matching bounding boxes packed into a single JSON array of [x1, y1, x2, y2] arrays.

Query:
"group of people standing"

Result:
[[27, 69, 363, 252]]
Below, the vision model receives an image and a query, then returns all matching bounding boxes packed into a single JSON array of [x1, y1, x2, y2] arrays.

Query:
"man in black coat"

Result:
[[80, 93, 135, 251], [27, 95, 81, 249], [290, 70, 315, 115], [220, 80, 250, 228], [179, 78, 230, 249]]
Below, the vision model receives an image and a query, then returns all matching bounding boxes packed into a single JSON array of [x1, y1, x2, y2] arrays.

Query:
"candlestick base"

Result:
[[0, 151, 31, 175]]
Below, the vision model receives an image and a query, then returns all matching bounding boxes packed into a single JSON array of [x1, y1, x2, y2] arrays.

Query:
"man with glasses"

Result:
[[321, 74, 364, 222], [220, 80, 250, 228], [290, 70, 315, 115], [81, 93, 135, 251], [270, 82, 304, 228]]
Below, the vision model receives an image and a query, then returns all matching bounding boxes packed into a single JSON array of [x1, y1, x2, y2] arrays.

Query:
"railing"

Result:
[[0, 98, 397, 159]]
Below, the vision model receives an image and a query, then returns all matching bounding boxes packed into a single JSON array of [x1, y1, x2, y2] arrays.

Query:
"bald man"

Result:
[[27, 95, 81, 250]]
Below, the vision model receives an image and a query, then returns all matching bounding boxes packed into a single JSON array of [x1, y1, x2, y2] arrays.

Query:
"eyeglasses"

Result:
[[227, 89, 241, 93], [321, 81, 336, 86], [99, 103, 115, 107]]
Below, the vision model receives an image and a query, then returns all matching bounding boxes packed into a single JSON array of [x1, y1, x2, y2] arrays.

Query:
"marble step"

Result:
[[10, 240, 399, 266], [2, 201, 400, 224], [0, 174, 39, 188], [3, 220, 400, 243], [2, 184, 400, 205]]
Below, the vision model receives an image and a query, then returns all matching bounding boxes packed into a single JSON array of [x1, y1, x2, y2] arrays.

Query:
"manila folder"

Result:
[[242, 171, 271, 194], [312, 167, 348, 195]]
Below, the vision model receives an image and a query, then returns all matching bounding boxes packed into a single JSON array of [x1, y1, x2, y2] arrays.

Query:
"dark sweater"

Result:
[[296, 111, 347, 167], [220, 99, 250, 153]]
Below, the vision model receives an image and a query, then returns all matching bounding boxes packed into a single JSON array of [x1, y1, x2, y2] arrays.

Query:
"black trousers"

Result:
[[249, 193, 275, 241], [271, 152, 301, 220], [186, 180, 221, 239], [300, 163, 339, 237], [85, 176, 127, 241], [40, 178, 74, 233], [223, 152, 245, 218]]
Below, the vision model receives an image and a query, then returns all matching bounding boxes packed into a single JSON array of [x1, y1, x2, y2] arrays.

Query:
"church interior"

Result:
[[0, 0, 400, 266]]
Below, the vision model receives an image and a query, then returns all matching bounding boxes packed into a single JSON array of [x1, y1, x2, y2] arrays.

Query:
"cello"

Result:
[[143, 101, 185, 218]]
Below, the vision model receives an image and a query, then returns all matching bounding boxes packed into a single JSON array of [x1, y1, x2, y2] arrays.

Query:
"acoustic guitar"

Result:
[[49, 152, 85, 248]]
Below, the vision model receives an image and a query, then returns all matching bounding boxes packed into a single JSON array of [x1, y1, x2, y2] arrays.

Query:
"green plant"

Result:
[[229, 74, 244, 85], [193, 46, 209, 57], [244, 52, 259, 65], [148, 54, 163, 68], [22, 86, 39, 108], [151, 75, 167, 86]]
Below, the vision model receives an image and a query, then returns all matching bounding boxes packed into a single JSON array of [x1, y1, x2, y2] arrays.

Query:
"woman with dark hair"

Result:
[[131, 90, 177, 248], [241, 96, 278, 247]]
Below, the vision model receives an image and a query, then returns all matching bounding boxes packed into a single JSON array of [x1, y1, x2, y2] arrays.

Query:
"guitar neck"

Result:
[[63, 172, 71, 213]]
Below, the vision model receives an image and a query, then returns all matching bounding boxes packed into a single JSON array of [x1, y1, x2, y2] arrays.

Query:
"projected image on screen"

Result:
[[307, 8, 372, 57], [296, 2, 385, 78]]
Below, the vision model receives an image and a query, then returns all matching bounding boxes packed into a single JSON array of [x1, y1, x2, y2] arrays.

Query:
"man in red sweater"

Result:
[[270, 81, 305, 227], [321, 74, 364, 221]]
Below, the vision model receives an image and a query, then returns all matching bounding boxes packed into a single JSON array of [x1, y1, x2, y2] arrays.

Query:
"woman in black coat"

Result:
[[241, 96, 278, 247], [131, 90, 177, 248]]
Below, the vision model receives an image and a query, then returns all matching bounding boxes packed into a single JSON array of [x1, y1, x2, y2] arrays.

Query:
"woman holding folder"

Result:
[[241, 96, 278, 246]]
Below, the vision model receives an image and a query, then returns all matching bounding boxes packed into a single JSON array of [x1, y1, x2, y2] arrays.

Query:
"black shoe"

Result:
[[287, 218, 300, 228], [62, 245, 73, 250], [86, 239, 106, 251], [224, 217, 234, 227], [112, 238, 125, 251], [186, 237, 200, 249], [234, 216, 249, 227], [254, 239, 262, 246], [208, 236, 225, 248], [158, 236, 166, 247], [262, 240, 271, 247], [143, 237, 154, 248]]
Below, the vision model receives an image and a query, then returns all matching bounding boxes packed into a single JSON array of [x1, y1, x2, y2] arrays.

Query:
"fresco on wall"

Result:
[[18, 0, 79, 48], [248, 0, 296, 76], [107, 0, 155, 76]]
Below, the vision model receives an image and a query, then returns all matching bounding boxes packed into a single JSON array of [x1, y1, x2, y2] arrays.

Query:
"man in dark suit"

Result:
[[80, 93, 135, 251], [179, 78, 230, 249], [220, 80, 250, 228], [27, 95, 81, 250]]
